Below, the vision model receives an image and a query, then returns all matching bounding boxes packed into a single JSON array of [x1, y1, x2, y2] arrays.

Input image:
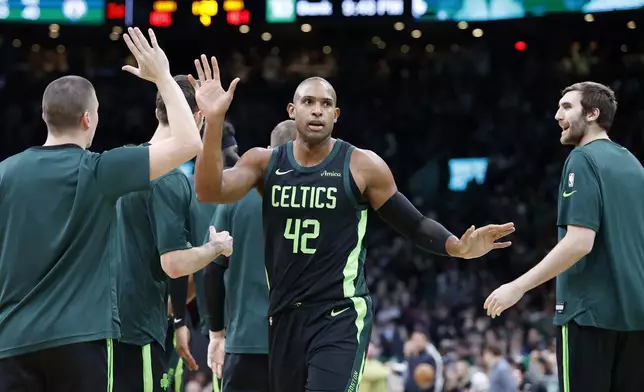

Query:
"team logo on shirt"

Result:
[[568, 172, 575, 187]]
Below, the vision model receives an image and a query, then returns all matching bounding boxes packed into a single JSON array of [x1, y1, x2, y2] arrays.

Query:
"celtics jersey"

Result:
[[263, 139, 369, 316]]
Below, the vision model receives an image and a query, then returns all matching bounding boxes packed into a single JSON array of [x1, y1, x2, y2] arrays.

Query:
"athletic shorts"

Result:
[[0, 339, 114, 392], [557, 321, 644, 392], [221, 353, 269, 392], [269, 296, 373, 392], [113, 341, 168, 392]]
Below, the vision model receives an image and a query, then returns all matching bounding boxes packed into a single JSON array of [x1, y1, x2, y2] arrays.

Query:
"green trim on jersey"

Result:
[[142, 344, 153, 392], [342, 145, 367, 210], [561, 325, 571, 392], [264, 147, 280, 188], [342, 210, 368, 297], [107, 339, 114, 392], [286, 139, 343, 173], [345, 296, 370, 392]]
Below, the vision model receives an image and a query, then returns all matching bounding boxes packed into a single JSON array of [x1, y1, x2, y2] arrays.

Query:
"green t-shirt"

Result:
[[212, 189, 269, 354], [187, 177, 220, 335], [116, 168, 193, 348], [0, 144, 150, 359], [554, 140, 644, 331]]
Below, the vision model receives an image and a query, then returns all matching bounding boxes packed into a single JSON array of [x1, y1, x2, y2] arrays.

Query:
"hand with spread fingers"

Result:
[[450, 223, 515, 259], [483, 282, 525, 319], [188, 55, 240, 120], [121, 27, 171, 83]]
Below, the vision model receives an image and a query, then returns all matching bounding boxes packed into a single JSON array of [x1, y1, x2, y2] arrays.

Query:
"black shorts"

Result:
[[269, 296, 373, 392], [113, 341, 168, 392], [222, 353, 269, 392], [557, 321, 644, 392], [0, 339, 113, 392]]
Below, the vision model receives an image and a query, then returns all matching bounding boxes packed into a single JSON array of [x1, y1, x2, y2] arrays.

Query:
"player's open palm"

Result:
[[455, 223, 515, 259], [188, 55, 240, 120], [121, 27, 170, 83], [208, 226, 233, 257]]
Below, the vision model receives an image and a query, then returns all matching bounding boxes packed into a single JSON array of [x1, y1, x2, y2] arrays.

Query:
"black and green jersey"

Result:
[[213, 189, 269, 354], [262, 139, 369, 316], [554, 139, 644, 331], [0, 144, 150, 359], [116, 166, 193, 348]]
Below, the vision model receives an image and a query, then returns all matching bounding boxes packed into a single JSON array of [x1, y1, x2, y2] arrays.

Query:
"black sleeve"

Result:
[[376, 191, 454, 256], [204, 262, 226, 332], [169, 276, 188, 329]]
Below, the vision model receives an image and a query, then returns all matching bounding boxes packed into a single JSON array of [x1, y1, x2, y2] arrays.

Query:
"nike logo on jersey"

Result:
[[330, 307, 350, 317], [173, 318, 183, 324], [562, 190, 577, 198], [275, 169, 294, 175]]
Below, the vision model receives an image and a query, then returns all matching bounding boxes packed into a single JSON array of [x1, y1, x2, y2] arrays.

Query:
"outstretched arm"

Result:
[[188, 55, 269, 203], [355, 149, 514, 259]]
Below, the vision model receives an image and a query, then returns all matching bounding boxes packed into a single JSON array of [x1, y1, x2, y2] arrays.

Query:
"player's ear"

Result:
[[287, 103, 295, 120], [587, 107, 600, 122], [333, 107, 340, 123], [155, 108, 160, 122], [80, 111, 91, 130]]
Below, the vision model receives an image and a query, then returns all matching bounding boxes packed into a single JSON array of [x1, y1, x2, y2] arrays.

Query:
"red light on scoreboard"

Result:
[[150, 11, 172, 27], [227, 9, 249, 25], [107, 2, 125, 19], [514, 41, 527, 51]]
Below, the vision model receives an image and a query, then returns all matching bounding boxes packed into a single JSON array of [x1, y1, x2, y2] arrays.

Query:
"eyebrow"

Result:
[[301, 95, 334, 103]]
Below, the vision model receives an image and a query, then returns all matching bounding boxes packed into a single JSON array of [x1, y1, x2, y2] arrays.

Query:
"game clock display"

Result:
[[0, 0, 104, 24]]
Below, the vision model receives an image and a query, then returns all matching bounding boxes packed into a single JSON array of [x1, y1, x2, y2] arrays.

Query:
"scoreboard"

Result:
[[265, 0, 644, 23], [0, 0, 105, 24]]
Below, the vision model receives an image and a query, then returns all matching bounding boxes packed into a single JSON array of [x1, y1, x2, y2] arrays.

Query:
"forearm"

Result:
[[377, 192, 457, 256], [204, 262, 226, 333], [514, 236, 589, 293], [156, 76, 201, 147], [168, 276, 188, 327], [194, 115, 225, 201], [161, 244, 221, 279]]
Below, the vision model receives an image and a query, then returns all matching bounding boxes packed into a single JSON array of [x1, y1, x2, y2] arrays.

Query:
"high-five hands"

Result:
[[451, 223, 515, 259], [188, 55, 240, 120], [121, 27, 170, 83]]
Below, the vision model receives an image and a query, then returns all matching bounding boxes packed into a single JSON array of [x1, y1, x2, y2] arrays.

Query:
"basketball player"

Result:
[[204, 120, 297, 392], [191, 56, 515, 391], [113, 75, 234, 392], [485, 82, 644, 392], [0, 27, 202, 392]]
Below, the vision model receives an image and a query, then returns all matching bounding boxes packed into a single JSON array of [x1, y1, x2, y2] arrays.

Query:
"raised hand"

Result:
[[451, 223, 515, 259], [207, 225, 233, 258], [188, 55, 240, 120], [121, 27, 170, 83]]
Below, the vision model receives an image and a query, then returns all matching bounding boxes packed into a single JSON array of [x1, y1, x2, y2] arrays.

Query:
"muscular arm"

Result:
[[194, 116, 270, 203], [354, 149, 461, 256], [513, 225, 595, 292], [160, 245, 224, 279]]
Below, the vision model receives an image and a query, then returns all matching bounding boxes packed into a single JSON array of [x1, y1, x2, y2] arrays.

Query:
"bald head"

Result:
[[42, 75, 97, 133], [293, 77, 337, 105], [270, 120, 297, 147]]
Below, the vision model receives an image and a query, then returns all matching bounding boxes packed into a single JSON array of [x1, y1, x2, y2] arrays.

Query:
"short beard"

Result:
[[562, 118, 588, 146]]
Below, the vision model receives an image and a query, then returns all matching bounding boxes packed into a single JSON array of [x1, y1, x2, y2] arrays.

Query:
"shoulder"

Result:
[[240, 147, 274, 172], [350, 147, 391, 177], [564, 148, 597, 172], [150, 170, 191, 195]]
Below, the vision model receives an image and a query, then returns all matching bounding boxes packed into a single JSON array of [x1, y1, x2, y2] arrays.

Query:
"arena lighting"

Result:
[[149, 10, 172, 27], [223, 0, 243, 11], [514, 41, 526, 51], [227, 9, 250, 25], [193, 0, 219, 23], [584, 13, 594, 22], [106, 2, 124, 19], [153, 0, 177, 12], [627, 21, 636, 29]]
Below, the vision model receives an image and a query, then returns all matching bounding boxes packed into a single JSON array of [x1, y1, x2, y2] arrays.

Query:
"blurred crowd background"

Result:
[[1, 2, 644, 391]]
